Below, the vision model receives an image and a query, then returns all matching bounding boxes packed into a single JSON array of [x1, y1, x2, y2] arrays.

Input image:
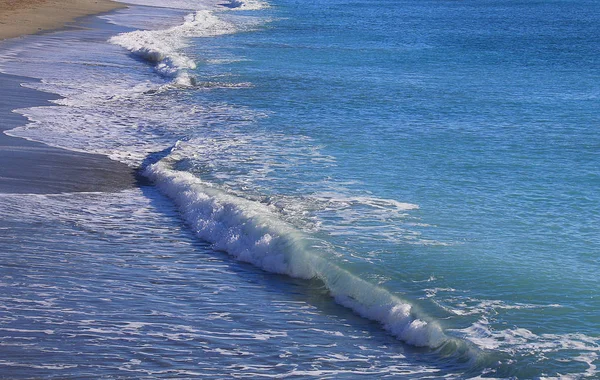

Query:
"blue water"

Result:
[[1, 0, 599, 378]]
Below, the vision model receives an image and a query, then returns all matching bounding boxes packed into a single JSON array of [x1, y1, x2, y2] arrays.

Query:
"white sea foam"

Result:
[[143, 147, 464, 351], [424, 289, 563, 317], [154, 138, 440, 249], [108, 0, 268, 87], [451, 318, 600, 377], [109, 10, 237, 86], [118, 0, 268, 11], [0, 190, 455, 378]]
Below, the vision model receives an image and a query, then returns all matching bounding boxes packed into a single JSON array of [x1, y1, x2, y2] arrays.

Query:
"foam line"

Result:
[[109, 10, 237, 86], [143, 146, 472, 352]]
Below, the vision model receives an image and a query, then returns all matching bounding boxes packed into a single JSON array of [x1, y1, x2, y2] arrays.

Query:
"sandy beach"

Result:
[[0, 0, 125, 40], [0, 0, 137, 194]]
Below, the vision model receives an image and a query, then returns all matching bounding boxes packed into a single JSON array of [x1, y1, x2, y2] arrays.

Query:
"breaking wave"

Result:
[[109, 10, 237, 86], [143, 144, 475, 357]]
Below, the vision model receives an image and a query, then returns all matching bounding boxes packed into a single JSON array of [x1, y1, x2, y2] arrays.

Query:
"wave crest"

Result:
[[143, 146, 471, 353], [109, 10, 237, 86]]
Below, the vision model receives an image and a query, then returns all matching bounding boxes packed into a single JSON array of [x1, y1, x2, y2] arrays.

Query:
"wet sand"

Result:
[[0, 73, 139, 194]]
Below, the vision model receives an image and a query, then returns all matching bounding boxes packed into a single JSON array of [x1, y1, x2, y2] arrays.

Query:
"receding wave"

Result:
[[143, 145, 476, 357]]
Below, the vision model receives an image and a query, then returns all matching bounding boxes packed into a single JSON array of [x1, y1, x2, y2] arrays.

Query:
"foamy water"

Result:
[[0, 189, 456, 378]]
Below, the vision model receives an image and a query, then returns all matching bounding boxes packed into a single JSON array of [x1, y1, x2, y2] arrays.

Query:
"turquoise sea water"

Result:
[[1, 0, 599, 377]]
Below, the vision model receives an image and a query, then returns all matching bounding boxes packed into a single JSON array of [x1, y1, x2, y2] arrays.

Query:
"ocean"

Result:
[[1, 0, 599, 377]]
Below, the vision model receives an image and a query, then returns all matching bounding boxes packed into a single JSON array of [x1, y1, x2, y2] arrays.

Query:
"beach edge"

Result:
[[0, 72, 141, 194]]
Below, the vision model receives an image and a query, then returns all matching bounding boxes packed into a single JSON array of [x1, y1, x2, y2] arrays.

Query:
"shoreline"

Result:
[[0, 72, 140, 194], [0, 0, 126, 41], [0, 1, 140, 194]]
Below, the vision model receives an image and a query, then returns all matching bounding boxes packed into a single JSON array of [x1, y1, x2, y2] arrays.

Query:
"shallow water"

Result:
[[0, 189, 463, 378]]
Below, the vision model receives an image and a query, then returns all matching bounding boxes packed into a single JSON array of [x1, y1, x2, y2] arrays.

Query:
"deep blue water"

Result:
[[1, 0, 599, 377]]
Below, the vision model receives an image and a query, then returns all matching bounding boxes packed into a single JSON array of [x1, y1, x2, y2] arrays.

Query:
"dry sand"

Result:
[[0, 0, 126, 40]]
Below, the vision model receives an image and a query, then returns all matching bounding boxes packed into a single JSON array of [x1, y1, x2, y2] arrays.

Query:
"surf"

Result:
[[109, 10, 238, 86], [143, 143, 478, 360]]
